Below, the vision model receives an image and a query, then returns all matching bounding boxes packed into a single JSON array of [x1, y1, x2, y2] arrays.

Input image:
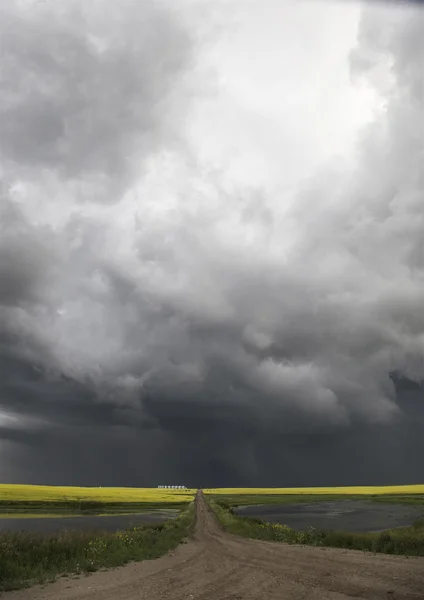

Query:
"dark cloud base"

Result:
[[1, 350, 423, 487], [1, 1, 424, 488]]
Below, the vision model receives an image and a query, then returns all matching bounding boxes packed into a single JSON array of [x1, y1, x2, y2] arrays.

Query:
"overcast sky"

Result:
[[0, 0, 423, 488]]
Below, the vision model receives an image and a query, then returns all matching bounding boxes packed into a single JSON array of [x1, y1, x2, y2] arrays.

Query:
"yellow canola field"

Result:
[[0, 485, 196, 503], [204, 485, 424, 495]]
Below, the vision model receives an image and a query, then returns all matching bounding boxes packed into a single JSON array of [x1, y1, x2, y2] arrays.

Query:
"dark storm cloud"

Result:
[[0, 189, 57, 307], [1, 0, 424, 487]]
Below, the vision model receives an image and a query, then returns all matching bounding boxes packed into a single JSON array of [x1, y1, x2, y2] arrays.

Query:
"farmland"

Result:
[[204, 484, 424, 496], [203, 485, 424, 508], [0, 486, 196, 590], [2, 491, 424, 598], [0, 485, 196, 515], [0, 485, 195, 504]]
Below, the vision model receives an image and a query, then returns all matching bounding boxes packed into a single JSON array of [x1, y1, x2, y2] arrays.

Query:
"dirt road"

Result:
[[6, 492, 424, 600]]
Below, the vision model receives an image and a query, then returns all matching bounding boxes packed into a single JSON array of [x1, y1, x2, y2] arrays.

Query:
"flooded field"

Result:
[[0, 511, 177, 534], [235, 500, 424, 532]]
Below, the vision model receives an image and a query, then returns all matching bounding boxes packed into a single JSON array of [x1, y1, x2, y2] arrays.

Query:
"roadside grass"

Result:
[[209, 500, 424, 557], [0, 502, 195, 591]]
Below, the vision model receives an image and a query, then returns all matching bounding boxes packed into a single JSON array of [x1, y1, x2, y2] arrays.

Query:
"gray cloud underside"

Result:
[[0, 0, 193, 200], [0, 0, 423, 486]]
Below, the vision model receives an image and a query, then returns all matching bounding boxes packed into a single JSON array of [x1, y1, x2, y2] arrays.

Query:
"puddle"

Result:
[[235, 501, 424, 532]]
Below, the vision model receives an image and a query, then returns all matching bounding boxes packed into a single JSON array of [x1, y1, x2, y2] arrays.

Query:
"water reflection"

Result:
[[0, 511, 177, 534], [235, 501, 424, 532]]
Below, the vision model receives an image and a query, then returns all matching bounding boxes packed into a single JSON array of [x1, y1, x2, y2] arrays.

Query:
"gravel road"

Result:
[[6, 491, 424, 600]]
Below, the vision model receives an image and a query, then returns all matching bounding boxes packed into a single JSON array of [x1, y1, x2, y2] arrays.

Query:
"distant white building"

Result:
[[157, 485, 187, 489]]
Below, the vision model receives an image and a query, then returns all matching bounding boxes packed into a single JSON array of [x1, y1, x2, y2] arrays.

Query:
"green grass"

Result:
[[0, 500, 189, 515], [370, 495, 424, 506], [208, 493, 424, 508], [0, 502, 195, 591], [209, 500, 424, 557], [204, 485, 424, 495]]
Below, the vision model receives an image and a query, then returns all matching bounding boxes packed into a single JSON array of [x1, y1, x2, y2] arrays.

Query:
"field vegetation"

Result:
[[0, 501, 195, 591], [0, 485, 196, 515], [204, 485, 424, 507], [204, 485, 424, 496], [209, 500, 424, 557]]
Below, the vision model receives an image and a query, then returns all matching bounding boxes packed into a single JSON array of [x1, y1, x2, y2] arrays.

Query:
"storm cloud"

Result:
[[0, 0, 423, 487], [0, 0, 195, 201]]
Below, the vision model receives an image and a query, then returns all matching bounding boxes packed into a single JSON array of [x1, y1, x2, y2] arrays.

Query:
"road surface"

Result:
[[7, 491, 424, 599]]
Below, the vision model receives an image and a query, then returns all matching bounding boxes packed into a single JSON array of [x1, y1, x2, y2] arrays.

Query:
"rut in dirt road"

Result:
[[6, 491, 424, 600]]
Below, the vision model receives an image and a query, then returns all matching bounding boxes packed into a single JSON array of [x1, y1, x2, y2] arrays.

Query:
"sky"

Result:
[[0, 0, 423, 488]]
